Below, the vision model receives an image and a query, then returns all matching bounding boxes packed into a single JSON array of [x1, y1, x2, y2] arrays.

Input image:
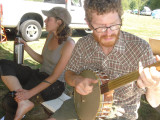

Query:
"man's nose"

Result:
[[103, 28, 112, 36]]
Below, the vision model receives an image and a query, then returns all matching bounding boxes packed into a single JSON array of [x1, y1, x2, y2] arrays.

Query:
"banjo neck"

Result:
[[101, 61, 160, 94]]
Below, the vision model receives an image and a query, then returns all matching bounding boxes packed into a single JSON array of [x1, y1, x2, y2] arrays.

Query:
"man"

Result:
[[48, 0, 160, 120]]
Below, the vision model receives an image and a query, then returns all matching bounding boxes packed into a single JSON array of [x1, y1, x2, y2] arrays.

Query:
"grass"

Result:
[[121, 12, 160, 42], [0, 13, 160, 119]]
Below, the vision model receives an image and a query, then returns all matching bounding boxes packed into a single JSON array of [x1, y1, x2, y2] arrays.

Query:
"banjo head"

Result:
[[74, 70, 102, 120]]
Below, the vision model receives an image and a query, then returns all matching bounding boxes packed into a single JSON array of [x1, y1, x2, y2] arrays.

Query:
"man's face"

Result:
[[90, 12, 121, 48]]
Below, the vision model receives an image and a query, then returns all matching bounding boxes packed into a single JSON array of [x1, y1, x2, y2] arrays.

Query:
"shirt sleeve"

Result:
[[65, 38, 84, 74], [140, 42, 156, 67]]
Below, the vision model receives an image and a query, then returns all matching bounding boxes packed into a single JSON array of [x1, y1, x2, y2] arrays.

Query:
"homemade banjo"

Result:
[[74, 61, 160, 120]]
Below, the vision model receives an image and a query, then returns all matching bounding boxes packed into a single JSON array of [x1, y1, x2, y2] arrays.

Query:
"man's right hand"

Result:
[[75, 77, 98, 95]]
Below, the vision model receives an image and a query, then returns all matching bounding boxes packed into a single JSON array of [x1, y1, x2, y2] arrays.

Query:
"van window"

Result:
[[71, 0, 81, 7]]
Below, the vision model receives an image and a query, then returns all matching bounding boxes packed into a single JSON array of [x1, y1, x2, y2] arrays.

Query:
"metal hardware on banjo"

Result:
[[74, 61, 160, 120]]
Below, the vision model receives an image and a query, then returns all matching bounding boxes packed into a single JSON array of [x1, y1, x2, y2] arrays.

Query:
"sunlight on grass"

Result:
[[122, 12, 160, 42]]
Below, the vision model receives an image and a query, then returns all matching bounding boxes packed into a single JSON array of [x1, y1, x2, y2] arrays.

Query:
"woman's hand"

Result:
[[15, 37, 28, 49], [15, 89, 32, 102], [20, 39, 28, 49]]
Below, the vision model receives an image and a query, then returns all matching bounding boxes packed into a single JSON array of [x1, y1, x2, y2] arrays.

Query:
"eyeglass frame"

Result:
[[90, 23, 122, 33]]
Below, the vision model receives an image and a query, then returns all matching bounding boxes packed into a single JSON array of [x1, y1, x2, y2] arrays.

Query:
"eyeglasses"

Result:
[[91, 24, 122, 33]]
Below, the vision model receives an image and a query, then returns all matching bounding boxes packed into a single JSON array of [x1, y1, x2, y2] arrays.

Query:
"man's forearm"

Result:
[[65, 70, 83, 87]]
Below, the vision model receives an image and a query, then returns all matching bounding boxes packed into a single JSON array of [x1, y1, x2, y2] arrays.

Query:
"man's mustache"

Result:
[[101, 34, 116, 39]]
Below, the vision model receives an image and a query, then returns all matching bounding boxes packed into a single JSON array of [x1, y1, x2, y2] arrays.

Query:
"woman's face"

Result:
[[44, 17, 61, 32]]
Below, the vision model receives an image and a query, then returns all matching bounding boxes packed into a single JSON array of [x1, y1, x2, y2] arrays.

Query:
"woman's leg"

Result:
[[1, 76, 34, 120], [1, 76, 22, 91], [0, 59, 37, 120], [40, 80, 65, 101]]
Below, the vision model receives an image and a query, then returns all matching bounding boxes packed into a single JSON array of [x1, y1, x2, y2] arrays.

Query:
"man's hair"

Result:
[[84, 0, 123, 23]]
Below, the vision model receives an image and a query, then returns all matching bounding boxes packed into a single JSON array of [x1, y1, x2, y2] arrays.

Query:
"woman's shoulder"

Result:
[[65, 37, 75, 46], [61, 37, 75, 50], [61, 37, 75, 55]]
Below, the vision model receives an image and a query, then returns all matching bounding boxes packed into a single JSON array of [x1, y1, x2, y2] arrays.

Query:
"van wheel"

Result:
[[20, 20, 42, 42]]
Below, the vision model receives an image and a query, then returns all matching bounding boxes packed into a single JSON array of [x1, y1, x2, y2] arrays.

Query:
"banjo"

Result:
[[74, 61, 160, 120]]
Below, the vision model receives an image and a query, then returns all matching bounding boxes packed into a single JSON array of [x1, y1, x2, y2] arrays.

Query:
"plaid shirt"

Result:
[[66, 31, 155, 120]]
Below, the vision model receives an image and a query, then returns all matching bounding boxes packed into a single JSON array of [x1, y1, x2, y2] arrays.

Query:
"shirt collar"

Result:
[[113, 31, 126, 54]]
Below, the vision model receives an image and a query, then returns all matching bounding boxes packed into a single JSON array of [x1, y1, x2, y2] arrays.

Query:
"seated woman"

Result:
[[0, 7, 75, 120]]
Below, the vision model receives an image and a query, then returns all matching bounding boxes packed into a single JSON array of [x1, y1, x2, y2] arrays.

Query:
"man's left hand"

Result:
[[137, 55, 160, 90]]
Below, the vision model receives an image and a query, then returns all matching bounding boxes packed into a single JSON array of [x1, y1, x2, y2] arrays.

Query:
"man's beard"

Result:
[[94, 30, 120, 48]]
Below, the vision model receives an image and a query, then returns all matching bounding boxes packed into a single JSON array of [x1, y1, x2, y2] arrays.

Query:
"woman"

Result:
[[0, 7, 75, 120]]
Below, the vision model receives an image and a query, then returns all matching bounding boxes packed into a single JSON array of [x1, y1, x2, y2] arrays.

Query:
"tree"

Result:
[[122, 0, 129, 10], [150, 0, 160, 10], [129, 1, 136, 10]]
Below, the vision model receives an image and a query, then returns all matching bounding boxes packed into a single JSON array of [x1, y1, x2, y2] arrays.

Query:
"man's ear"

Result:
[[85, 18, 93, 30]]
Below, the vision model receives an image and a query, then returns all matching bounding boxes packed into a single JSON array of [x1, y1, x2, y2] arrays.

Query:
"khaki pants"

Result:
[[50, 98, 128, 120]]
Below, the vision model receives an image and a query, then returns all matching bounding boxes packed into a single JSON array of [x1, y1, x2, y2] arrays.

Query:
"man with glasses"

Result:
[[48, 0, 160, 120]]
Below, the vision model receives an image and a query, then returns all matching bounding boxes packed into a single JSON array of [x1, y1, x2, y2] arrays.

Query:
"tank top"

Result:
[[40, 33, 69, 82]]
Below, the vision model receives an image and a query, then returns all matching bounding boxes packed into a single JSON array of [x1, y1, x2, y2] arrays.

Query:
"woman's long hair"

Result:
[[56, 17, 72, 45]]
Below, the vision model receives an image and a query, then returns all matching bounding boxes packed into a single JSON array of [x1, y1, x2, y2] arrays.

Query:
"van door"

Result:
[[66, 0, 85, 24]]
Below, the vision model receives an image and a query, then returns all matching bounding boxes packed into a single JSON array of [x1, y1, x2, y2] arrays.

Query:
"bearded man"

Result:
[[48, 0, 160, 120]]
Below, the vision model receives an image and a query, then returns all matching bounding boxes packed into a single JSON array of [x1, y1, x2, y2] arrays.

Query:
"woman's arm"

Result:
[[16, 39, 75, 100], [21, 33, 50, 64], [23, 41, 43, 64]]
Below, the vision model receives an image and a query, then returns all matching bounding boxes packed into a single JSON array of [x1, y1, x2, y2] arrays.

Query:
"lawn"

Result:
[[0, 12, 160, 119], [122, 12, 160, 42]]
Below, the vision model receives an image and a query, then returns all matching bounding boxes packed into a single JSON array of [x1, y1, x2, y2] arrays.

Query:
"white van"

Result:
[[140, 6, 152, 16], [1, 0, 88, 42]]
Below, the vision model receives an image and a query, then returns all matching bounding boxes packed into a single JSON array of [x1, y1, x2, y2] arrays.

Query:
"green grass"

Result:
[[0, 13, 160, 119], [122, 12, 160, 42]]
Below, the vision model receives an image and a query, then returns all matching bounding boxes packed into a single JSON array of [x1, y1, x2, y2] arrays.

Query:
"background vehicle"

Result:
[[151, 9, 160, 19], [140, 6, 152, 16], [0, 0, 88, 42], [131, 9, 138, 14]]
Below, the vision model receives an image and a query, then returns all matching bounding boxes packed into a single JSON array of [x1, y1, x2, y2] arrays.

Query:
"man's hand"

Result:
[[137, 55, 160, 107], [137, 55, 160, 90], [15, 89, 32, 102], [75, 77, 98, 95]]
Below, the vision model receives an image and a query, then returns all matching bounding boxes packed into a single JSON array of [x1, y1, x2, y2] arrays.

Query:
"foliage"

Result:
[[129, 1, 136, 10], [126, 0, 160, 11], [122, 0, 129, 10], [150, 0, 160, 10]]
